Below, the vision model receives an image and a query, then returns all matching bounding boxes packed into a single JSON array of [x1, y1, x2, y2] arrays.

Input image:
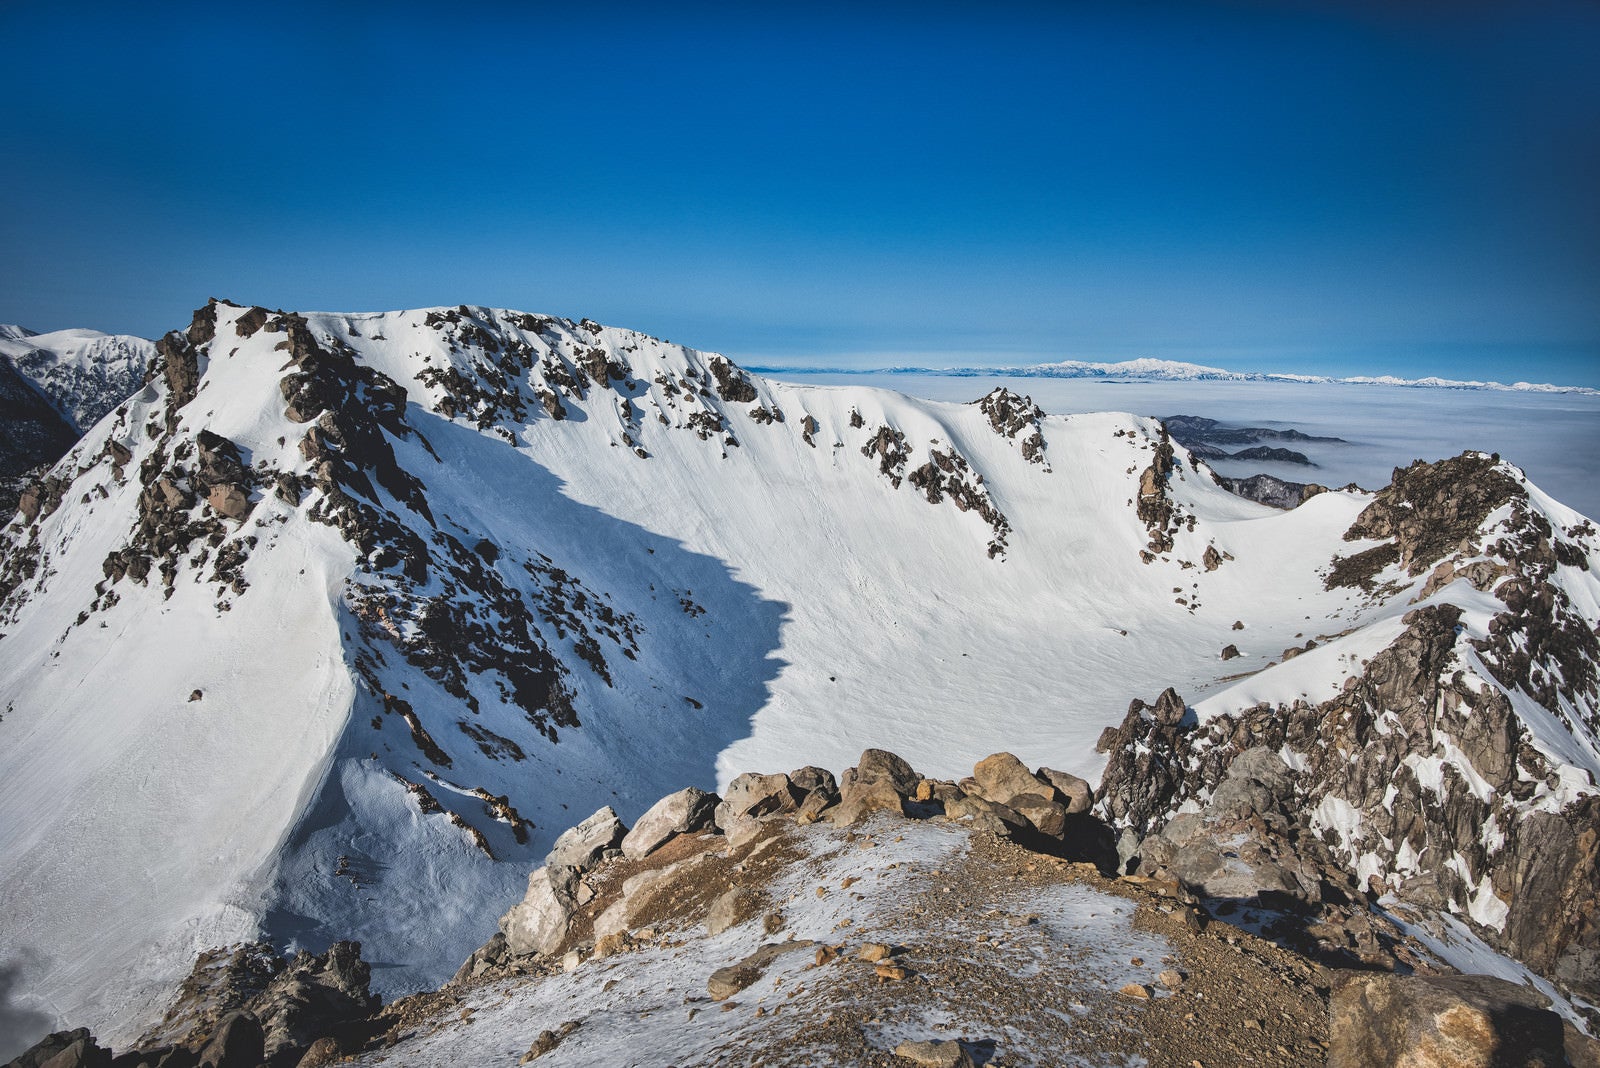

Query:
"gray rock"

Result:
[[854, 749, 919, 794], [500, 865, 579, 956], [1006, 791, 1068, 839], [893, 1039, 975, 1067], [195, 1012, 263, 1068], [713, 773, 798, 829], [621, 787, 718, 860], [27, 1036, 109, 1068], [546, 807, 626, 871], [706, 941, 814, 1001], [4, 1031, 96, 1068], [250, 941, 377, 1064], [706, 886, 754, 935], [1038, 767, 1093, 815], [833, 749, 920, 824], [943, 794, 1027, 836], [788, 765, 837, 795]]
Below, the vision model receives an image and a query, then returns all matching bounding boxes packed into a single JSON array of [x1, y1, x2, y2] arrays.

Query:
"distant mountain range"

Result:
[[753, 356, 1600, 394]]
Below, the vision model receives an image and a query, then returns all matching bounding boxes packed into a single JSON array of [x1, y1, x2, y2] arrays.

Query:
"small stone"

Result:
[[188, 689, 203, 702], [858, 942, 892, 962], [1119, 983, 1152, 999], [815, 945, 838, 967], [875, 962, 910, 981], [708, 964, 760, 1001], [762, 911, 785, 934], [706, 886, 752, 936], [1159, 969, 1185, 989]]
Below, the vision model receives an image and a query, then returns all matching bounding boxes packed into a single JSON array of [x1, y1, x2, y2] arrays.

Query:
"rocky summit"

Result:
[[9, 749, 1598, 1067], [0, 301, 1596, 1064]]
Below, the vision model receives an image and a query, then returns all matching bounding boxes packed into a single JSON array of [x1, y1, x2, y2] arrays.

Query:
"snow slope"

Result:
[[0, 326, 154, 431], [0, 300, 1594, 1054]]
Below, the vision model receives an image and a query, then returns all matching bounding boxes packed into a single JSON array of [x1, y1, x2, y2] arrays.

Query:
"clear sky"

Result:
[[3, 0, 1597, 384]]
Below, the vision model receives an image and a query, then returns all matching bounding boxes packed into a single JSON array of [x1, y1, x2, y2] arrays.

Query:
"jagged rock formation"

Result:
[[975, 387, 1048, 468], [1099, 453, 1600, 1014]]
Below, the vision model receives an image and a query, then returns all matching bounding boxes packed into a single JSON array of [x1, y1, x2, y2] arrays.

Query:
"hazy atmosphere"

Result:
[[3, 0, 1598, 384]]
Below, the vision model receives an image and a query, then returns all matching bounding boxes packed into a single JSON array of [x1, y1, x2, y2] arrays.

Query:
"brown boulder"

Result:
[[833, 749, 920, 825], [206, 483, 251, 522], [1329, 973, 1575, 1068], [1038, 767, 1093, 815]]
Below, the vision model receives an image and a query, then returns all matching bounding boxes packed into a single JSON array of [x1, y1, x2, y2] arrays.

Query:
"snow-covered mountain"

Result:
[[768, 355, 1600, 394], [0, 300, 1596, 1055], [0, 357, 77, 515], [0, 325, 154, 432]]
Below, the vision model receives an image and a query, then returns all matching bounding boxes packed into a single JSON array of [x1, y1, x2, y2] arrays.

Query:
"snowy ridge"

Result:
[[765, 356, 1600, 394], [0, 300, 1596, 1052], [0, 326, 154, 431]]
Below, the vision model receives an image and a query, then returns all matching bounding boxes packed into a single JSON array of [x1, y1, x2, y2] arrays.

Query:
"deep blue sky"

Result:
[[3, 1, 1597, 384]]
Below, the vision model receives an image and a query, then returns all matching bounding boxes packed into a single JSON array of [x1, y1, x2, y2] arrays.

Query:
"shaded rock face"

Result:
[[1214, 472, 1329, 511], [1329, 973, 1580, 1068], [1, 1030, 107, 1068], [0, 357, 79, 517], [124, 940, 378, 1068], [1098, 453, 1600, 1002]]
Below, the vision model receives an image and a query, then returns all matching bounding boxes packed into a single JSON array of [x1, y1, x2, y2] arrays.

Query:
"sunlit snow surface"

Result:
[[767, 372, 1600, 522], [0, 308, 1595, 1054]]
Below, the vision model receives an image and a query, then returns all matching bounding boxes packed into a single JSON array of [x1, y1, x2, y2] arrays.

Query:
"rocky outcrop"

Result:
[[500, 807, 627, 956], [1135, 425, 1180, 557], [1, 1030, 110, 1068], [1099, 605, 1600, 1000], [976, 388, 1047, 467], [708, 356, 757, 403], [120, 940, 378, 1068], [1216, 472, 1330, 510]]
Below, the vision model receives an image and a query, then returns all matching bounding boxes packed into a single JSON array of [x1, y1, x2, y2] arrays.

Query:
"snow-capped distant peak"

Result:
[[0, 326, 154, 431], [764, 355, 1600, 394]]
